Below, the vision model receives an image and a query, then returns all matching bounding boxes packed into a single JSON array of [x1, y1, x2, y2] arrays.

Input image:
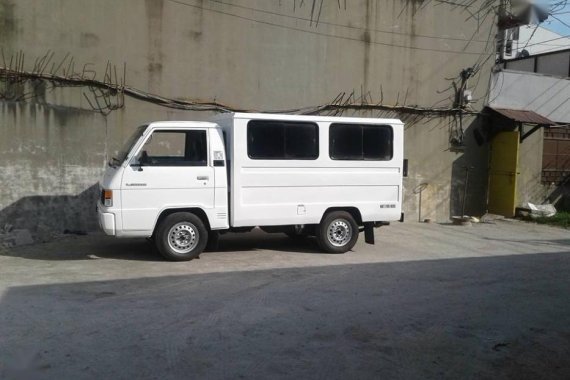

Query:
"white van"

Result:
[[97, 113, 405, 261]]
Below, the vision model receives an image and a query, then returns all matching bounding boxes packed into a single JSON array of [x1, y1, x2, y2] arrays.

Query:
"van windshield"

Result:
[[109, 125, 147, 167]]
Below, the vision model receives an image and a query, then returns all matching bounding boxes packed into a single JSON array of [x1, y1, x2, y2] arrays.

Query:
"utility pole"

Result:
[[497, 0, 508, 62]]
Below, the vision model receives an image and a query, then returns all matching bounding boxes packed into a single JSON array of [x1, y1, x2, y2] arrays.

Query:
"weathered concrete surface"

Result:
[[0, 102, 107, 238], [0, 0, 498, 234], [3, 0, 495, 110], [0, 221, 568, 379], [516, 126, 551, 208]]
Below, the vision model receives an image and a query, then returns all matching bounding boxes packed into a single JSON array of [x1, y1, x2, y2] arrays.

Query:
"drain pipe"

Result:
[[461, 166, 474, 217], [413, 183, 429, 223]]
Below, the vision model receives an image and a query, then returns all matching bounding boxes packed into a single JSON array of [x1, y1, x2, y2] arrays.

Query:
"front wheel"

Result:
[[316, 211, 359, 253], [155, 212, 208, 261]]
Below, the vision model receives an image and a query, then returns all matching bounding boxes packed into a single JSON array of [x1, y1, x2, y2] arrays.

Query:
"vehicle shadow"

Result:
[[482, 237, 570, 247], [1, 252, 569, 379], [0, 229, 324, 262], [0, 236, 162, 262], [216, 229, 323, 254]]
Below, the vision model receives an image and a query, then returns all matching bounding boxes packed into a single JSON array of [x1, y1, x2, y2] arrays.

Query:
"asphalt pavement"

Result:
[[0, 220, 569, 379]]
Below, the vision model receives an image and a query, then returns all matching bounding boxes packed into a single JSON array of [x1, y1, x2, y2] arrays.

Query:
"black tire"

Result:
[[316, 211, 359, 253], [155, 212, 208, 261]]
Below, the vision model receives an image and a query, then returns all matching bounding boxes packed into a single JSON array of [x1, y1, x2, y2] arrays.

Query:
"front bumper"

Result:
[[97, 204, 116, 236]]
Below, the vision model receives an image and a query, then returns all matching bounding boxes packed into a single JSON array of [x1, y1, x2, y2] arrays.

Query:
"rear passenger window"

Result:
[[247, 120, 319, 160], [329, 124, 393, 161]]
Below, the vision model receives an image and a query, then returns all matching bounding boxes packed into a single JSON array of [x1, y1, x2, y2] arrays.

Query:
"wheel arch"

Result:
[[321, 207, 363, 226], [152, 207, 211, 237]]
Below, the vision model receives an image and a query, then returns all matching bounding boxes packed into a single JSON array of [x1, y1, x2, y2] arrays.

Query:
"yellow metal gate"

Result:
[[488, 131, 520, 217]]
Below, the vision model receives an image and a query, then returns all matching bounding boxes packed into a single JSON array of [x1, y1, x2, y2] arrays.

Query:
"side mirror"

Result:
[[130, 162, 144, 172], [131, 150, 149, 171], [139, 150, 150, 165]]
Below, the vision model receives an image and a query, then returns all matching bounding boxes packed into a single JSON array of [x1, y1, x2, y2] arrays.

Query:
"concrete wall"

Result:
[[537, 52, 570, 78], [504, 58, 535, 73], [0, 101, 106, 240], [515, 127, 548, 207], [0, 0, 498, 241], [504, 50, 570, 78]]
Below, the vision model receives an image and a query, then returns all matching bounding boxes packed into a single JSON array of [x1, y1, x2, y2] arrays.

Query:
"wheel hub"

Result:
[[168, 222, 198, 254], [327, 219, 352, 247]]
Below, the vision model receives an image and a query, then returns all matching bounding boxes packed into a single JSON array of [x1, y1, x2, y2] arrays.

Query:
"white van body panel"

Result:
[[98, 115, 403, 238], [120, 124, 213, 233], [98, 122, 229, 237], [213, 113, 404, 228]]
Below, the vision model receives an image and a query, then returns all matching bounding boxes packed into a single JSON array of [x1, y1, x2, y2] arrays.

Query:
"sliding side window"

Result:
[[247, 120, 319, 160], [329, 124, 393, 161]]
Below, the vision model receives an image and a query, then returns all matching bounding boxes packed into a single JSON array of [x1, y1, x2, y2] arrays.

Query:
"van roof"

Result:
[[147, 121, 219, 129], [147, 114, 404, 129], [218, 112, 403, 125]]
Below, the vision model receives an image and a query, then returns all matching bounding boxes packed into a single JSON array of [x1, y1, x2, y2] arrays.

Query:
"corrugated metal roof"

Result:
[[488, 107, 554, 125]]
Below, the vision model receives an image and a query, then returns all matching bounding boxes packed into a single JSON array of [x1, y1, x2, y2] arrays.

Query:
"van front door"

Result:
[[121, 129, 214, 232]]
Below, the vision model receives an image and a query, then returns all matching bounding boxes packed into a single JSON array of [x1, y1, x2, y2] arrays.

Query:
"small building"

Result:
[[502, 25, 570, 59], [485, 47, 570, 215]]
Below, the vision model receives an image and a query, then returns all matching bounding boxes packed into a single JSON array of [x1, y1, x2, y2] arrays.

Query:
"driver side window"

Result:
[[137, 130, 208, 166]]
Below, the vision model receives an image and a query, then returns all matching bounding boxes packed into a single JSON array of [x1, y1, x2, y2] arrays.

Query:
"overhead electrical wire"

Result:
[[202, 0, 494, 43], [516, 43, 570, 55], [549, 12, 570, 30], [514, 31, 570, 49], [165, 0, 496, 56]]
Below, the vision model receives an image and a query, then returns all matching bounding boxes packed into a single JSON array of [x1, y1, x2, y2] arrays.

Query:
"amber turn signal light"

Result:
[[103, 189, 113, 207]]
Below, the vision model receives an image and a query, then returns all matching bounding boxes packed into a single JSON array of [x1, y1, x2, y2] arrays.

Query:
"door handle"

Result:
[[197, 176, 209, 181]]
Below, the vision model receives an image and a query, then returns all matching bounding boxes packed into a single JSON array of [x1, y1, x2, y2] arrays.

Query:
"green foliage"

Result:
[[528, 212, 570, 228]]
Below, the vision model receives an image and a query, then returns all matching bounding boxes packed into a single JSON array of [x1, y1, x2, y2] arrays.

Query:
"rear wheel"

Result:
[[316, 211, 359, 253], [155, 212, 208, 261]]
